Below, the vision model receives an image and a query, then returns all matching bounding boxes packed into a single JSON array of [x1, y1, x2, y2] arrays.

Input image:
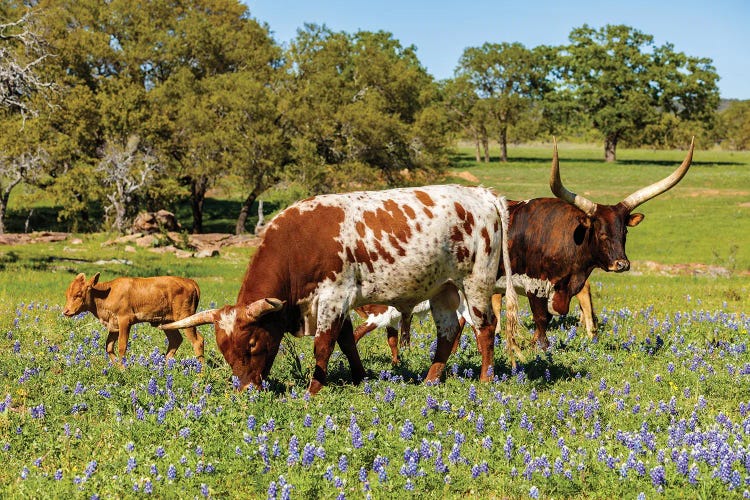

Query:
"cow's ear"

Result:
[[627, 213, 645, 227], [244, 298, 285, 321], [576, 214, 592, 229], [89, 272, 100, 287]]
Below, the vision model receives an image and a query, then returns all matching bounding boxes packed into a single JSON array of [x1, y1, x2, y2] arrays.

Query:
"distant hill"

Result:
[[718, 98, 745, 111]]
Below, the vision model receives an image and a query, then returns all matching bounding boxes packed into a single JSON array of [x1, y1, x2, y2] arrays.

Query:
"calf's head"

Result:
[[63, 272, 100, 316], [550, 138, 694, 273], [159, 298, 284, 390]]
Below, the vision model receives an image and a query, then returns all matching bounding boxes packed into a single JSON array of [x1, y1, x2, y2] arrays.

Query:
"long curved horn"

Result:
[[242, 298, 285, 321], [159, 309, 218, 330], [621, 137, 695, 211], [549, 138, 597, 216]]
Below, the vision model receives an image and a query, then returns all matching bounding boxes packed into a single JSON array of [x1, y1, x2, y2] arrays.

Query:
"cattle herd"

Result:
[[63, 140, 695, 395]]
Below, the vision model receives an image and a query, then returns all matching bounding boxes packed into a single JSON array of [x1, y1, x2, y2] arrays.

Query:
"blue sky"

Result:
[[244, 0, 749, 100]]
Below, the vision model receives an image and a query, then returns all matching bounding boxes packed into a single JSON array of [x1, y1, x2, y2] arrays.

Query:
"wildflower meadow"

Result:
[[1, 146, 748, 498], [1, 264, 749, 498]]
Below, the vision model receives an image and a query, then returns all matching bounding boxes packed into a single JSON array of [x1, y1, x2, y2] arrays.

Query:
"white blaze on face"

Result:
[[218, 309, 238, 336]]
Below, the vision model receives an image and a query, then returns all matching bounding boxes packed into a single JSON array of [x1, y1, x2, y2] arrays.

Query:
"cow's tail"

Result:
[[496, 196, 523, 368]]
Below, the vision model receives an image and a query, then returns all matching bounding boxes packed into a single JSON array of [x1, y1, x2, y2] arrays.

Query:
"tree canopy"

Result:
[[0, 3, 741, 234]]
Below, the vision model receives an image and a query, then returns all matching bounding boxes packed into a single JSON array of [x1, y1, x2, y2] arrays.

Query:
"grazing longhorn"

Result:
[[159, 185, 519, 394], [62, 273, 203, 364]]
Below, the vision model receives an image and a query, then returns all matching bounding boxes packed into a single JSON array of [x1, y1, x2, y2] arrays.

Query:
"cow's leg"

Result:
[[528, 295, 552, 350], [576, 280, 597, 339], [116, 319, 132, 366], [399, 312, 413, 348], [353, 321, 376, 343], [163, 328, 183, 359], [462, 281, 499, 382], [308, 316, 343, 395], [425, 286, 461, 383], [450, 317, 466, 355], [105, 330, 119, 364], [336, 317, 367, 385], [386, 326, 400, 364], [183, 326, 205, 362]]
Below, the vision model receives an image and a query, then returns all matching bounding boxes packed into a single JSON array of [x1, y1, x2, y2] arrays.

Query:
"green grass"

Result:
[[1, 144, 750, 498]]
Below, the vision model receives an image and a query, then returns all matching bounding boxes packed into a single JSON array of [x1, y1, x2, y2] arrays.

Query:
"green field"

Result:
[[1, 144, 749, 498]]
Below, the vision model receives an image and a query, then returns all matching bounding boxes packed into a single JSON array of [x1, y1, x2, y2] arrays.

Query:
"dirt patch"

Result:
[[739, 202, 750, 208], [685, 188, 750, 198], [103, 232, 262, 258], [0, 232, 70, 245], [453, 171, 480, 183], [631, 260, 734, 277]]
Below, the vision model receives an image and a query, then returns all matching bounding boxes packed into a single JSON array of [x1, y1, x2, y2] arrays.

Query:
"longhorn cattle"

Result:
[[355, 138, 693, 363], [62, 273, 203, 364], [159, 185, 520, 394], [497, 138, 694, 353]]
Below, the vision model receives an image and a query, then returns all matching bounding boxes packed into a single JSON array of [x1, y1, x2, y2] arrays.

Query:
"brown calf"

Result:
[[63, 273, 203, 364]]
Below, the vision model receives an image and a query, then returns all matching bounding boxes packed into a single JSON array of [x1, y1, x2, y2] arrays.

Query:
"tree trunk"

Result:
[[482, 136, 490, 163], [0, 193, 8, 235], [474, 136, 481, 162], [604, 135, 618, 162], [190, 176, 208, 234], [499, 127, 508, 162]]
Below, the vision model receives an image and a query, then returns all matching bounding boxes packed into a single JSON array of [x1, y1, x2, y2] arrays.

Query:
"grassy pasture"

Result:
[[0, 144, 749, 498]]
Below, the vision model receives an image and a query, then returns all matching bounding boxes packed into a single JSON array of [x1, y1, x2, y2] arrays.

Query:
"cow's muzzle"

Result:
[[609, 259, 630, 272]]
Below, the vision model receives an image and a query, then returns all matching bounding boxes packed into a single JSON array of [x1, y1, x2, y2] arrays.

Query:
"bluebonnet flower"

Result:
[[303, 414, 312, 428], [529, 486, 540, 499], [30, 404, 45, 419], [247, 415, 256, 431], [84, 460, 98, 478], [481, 436, 493, 449], [316, 426, 326, 444], [504, 435, 514, 459], [287, 436, 300, 465], [350, 423, 363, 449], [167, 464, 177, 480], [339, 454, 348, 472], [400, 420, 414, 439], [301, 443, 316, 467], [476, 414, 485, 434]]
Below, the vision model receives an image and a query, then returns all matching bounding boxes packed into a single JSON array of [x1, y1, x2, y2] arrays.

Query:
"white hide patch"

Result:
[[218, 309, 238, 336], [496, 274, 559, 316], [287, 185, 507, 338]]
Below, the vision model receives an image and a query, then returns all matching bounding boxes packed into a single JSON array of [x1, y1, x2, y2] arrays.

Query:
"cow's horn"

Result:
[[158, 309, 218, 330], [549, 137, 597, 216], [621, 137, 695, 211], [243, 298, 285, 320]]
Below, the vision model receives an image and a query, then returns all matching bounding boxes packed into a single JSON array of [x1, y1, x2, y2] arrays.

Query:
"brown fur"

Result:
[[63, 273, 203, 364]]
